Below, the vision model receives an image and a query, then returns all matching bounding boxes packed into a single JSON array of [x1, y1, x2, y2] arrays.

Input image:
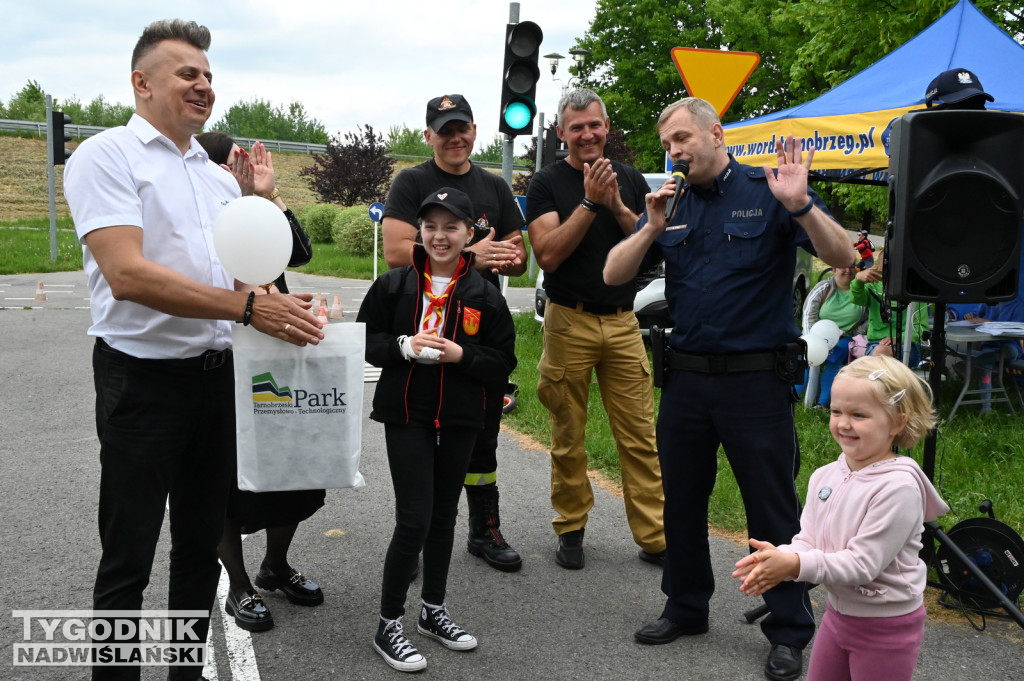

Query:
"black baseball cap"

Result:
[[426, 94, 474, 130], [925, 68, 994, 108], [417, 187, 475, 221]]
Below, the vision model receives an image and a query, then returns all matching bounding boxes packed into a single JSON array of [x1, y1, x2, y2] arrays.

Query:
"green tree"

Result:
[[385, 124, 432, 157], [60, 94, 133, 128], [211, 98, 329, 144], [4, 80, 47, 121], [470, 134, 504, 164], [774, 0, 1020, 96]]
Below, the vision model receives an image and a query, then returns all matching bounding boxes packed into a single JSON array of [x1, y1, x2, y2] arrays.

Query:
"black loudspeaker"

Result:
[[885, 110, 1024, 303]]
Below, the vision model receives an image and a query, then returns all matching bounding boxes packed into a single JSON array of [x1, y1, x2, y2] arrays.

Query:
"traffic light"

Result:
[[499, 21, 543, 136], [50, 110, 72, 165], [540, 125, 566, 168]]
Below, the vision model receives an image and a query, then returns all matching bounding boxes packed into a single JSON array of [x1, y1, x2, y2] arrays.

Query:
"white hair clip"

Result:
[[868, 369, 888, 381], [888, 389, 907, 406]]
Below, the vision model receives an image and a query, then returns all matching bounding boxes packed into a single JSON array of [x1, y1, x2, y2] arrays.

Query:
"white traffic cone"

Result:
[[329, 294, 343, 319], [317, 306, 329, 325], [34, 281, 47, 303]]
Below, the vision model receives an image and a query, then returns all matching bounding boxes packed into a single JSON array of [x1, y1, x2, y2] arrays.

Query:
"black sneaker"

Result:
[[417, 603, 478, 651], [373, 616, 426, 672]]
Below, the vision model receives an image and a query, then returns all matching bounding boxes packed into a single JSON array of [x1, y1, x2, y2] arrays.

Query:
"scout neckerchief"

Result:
[[421, 258, 460, 335]]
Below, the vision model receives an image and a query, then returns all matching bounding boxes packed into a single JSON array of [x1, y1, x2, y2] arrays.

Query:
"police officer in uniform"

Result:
[[604, 97, 855, 681]]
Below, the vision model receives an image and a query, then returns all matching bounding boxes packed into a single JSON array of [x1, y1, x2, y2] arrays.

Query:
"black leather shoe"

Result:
[[555, 529, 585, 569], [638, 548, 666, 567], [225, 588, 274, 632], [764, 644, 803, 681], [254, 565, 324, 606], [634, 617, 709, 644]]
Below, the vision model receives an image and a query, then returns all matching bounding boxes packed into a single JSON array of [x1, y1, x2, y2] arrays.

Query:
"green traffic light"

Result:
[[503, 101, 533, 130]]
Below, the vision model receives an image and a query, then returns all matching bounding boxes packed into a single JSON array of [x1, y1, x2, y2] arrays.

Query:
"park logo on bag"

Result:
[[462, 306, 481, 335], [251, 371, 348, 415]]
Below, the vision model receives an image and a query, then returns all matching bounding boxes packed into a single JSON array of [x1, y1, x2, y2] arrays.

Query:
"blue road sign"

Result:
[[369, 202, 385, 223]]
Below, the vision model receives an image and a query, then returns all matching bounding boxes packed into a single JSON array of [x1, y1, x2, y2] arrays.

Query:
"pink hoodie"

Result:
[[779, 454, 949, 618]]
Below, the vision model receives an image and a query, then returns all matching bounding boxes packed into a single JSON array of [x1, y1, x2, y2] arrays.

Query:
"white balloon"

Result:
[[810, 319, 842, 350], [802, 335, 829, 367], [213, 196, 292, 286]]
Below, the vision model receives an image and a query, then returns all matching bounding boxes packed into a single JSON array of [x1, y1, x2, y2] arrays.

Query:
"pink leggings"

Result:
[[807, 603, 926, 681]]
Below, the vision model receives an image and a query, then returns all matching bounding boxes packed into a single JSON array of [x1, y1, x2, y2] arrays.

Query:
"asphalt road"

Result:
[[1, 271, 1021, 680]]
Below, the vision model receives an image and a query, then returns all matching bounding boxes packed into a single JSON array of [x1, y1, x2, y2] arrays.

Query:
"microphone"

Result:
[[664, 160, 689, 220]]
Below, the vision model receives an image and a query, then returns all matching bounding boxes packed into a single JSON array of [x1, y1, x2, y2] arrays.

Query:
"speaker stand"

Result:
[[922, 312, 1024, 628]]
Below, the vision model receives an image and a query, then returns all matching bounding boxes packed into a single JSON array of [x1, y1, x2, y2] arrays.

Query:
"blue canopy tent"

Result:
[[722, 0, 1024, 184]]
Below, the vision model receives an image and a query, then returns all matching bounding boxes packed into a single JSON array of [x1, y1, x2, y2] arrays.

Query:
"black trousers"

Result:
[[465, 381, 504, 481], [91, 341, 234, 681], [380, 423, 478, 619], [657, 368, 815, 649]]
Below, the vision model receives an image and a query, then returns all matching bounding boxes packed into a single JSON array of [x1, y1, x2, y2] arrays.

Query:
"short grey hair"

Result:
[[657, 97, 720, 133], [557, 88, 608, 128], [131, 19, 211, 70]]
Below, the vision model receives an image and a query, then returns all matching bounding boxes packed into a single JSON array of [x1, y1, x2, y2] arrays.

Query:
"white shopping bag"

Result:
[[232, 322, 366, 492]]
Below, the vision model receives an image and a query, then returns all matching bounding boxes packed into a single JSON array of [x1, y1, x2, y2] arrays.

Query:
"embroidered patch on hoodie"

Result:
[[463, 306, 481, 335]]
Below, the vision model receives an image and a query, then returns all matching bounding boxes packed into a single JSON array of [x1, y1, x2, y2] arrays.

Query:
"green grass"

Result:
[[293, 242, 389, 280], [0, 224, 82, 274], [505, 311, 1024, 537]]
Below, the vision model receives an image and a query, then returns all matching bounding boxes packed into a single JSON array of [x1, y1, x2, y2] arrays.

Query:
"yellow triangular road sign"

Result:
[[670, 47, 760, 118]]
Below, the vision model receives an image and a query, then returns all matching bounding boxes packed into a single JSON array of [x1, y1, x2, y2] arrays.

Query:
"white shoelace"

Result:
[[427, 606, 465, 637], [383, 618, 417, 658]]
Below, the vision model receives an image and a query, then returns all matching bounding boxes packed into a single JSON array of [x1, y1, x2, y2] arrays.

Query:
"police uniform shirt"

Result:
[[65, 114, 241, 359], [638, 156, 825, 354], [526, 159, 648, 309], [384, 159, 525, 288]]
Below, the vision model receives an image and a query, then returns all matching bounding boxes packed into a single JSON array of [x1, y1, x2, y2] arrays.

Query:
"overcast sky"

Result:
[[1, 0, 602, 151]]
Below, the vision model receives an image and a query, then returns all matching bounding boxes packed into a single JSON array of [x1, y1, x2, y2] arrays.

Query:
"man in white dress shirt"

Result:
[[64, 19, 323, 681]]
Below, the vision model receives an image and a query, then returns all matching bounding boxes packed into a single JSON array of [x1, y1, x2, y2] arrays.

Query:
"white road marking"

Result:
[[211, 565, 263, 681]]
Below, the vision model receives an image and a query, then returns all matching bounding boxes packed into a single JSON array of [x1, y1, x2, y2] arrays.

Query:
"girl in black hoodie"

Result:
[[357, 187, 516, 673]]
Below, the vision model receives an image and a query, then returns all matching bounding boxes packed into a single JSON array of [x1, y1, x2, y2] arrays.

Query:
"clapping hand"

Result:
[[468, 228, 523, 275], [223, 147, 254, 196], [249, 141, 277, 198]]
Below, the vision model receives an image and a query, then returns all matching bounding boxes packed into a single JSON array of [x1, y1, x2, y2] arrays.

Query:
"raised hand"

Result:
[[762, 135, 814, 213], [250, 141, 277, 198], [223, 147, 254, 196]]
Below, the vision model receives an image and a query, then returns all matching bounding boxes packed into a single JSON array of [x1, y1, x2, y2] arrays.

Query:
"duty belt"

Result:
[[667, 349, 777, 374]]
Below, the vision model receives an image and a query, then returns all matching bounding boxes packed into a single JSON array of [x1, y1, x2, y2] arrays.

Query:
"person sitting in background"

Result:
[[801, 266, 868, 408], [947, 296, 1024, 414], [849, 252, 929, 367], [196, 132, 325, 632]]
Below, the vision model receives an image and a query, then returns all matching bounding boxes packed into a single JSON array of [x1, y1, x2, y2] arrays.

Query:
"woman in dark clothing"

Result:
[[196, 132, 325, 633], [357, 187, 516, 673]]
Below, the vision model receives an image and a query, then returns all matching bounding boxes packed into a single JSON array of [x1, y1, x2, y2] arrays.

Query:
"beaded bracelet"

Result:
[[241, 291, 255, 326]]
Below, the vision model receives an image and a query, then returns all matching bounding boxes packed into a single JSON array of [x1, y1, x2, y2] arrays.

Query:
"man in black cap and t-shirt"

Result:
[[382, 94, 527, 572]]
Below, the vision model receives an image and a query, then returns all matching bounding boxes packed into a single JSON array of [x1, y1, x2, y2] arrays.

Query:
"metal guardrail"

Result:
[[1, 118, 107, 139], [0, 118, 532, 169]]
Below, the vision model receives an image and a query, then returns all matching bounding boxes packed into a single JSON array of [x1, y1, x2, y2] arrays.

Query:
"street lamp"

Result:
[[543, 48, 591, 93]]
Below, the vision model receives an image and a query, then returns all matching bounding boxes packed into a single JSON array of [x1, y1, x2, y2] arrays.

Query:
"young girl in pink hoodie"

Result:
[[733, 355, 948, 681]]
